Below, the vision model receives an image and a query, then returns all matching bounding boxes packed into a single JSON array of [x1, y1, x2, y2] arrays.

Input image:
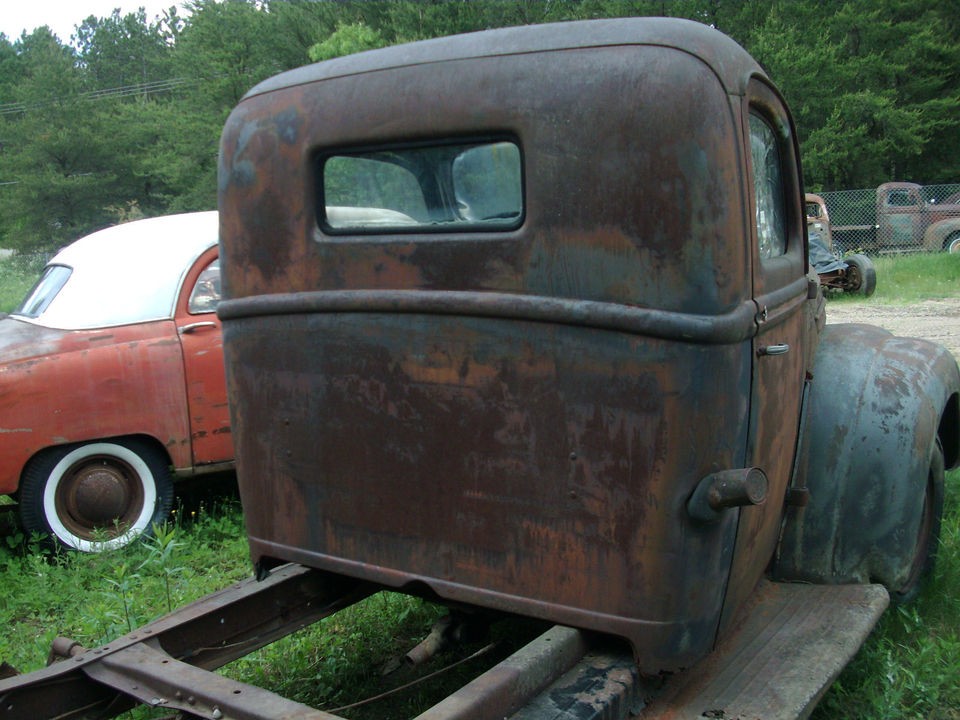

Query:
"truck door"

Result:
[[721, 83, 808, 631], [877, 185, 923, 250]]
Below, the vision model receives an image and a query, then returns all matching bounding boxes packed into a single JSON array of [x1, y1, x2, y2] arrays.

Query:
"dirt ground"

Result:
[[825, 295, 960, 359]]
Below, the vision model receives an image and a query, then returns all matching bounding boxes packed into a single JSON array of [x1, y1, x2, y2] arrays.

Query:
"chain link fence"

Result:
[[810, 183, 960, 255]]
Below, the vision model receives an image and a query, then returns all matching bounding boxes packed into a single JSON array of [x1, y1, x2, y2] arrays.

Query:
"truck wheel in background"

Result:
[[945, 232, 960, 254], [893, 438, 945, 604], [843, 253, 876, 297], [19, 438, 174, 552]]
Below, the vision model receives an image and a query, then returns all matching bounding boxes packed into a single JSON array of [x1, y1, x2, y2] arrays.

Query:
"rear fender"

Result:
[[924, 218, 960, 251], [774, 323, 960, 588]]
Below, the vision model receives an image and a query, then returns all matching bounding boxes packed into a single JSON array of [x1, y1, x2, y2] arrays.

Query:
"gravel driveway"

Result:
[[825, 297, 960, 359]]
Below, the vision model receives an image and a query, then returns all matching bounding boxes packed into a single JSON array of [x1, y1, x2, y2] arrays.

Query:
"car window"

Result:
[[319, 139, 522, 233], [188, 259, 221, 314], [749, 113, 786, 259], [15, 265, 72, 319]]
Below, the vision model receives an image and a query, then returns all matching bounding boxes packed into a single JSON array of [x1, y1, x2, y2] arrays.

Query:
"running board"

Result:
[[639, 580, 889, 719]]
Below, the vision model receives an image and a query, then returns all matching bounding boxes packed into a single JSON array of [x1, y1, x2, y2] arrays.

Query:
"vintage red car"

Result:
[[0, 211, 232, 552]]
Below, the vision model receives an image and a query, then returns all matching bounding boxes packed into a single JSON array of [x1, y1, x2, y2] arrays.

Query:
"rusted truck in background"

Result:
[[2, 17, 959, 720], [809, 182, 960, 254], [806, 192, 877, 295]]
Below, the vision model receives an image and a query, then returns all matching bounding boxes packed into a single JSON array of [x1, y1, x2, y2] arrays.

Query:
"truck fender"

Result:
[[774, 323, 960, 600], [924, 218, 960, 252]]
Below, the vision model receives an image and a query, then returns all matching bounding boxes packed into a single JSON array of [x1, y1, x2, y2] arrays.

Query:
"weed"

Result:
[[138, 523, 184, 613], [103, 562, 140, 634], [3, 530, 47, 557]]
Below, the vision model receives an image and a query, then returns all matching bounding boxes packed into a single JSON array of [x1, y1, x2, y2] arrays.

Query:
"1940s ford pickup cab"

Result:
[[217, 17, 960, 677], [3, 19, 958, 720]]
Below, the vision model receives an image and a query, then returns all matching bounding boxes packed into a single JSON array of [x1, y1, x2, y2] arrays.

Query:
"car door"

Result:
[[720, 82, 808, 632], [175, 247, 232, 466]]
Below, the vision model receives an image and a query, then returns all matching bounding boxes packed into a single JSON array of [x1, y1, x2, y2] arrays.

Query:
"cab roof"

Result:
[[244, 17, 764, 102]]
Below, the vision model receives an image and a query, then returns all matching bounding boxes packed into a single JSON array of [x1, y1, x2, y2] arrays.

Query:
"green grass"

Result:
[[0, 495, 251, 676], [830, 251, 960, 304]]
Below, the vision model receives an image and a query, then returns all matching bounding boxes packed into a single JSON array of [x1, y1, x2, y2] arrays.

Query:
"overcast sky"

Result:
[[1, 2, 185, 43]]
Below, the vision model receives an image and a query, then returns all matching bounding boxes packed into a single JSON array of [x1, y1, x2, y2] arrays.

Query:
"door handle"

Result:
[[179, 321, 217, 335], [757, 343, 790, 356]]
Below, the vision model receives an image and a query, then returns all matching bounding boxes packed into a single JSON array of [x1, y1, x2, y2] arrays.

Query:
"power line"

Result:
[[0, 76, 196, 116]]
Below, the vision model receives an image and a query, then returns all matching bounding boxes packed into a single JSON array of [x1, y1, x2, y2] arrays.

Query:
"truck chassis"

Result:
[[0, 563, 887, 720]]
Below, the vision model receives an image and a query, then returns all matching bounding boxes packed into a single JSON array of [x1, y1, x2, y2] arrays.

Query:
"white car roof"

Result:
[[18, 212, 218, 330]]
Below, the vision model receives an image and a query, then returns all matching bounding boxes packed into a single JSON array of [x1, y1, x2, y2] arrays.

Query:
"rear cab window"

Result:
[[318, 139, 523, 234]]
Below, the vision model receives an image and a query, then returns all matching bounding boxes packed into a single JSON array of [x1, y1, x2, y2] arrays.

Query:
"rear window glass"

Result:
[[319, 139, 523, 233], [15, 265, 72, 318]]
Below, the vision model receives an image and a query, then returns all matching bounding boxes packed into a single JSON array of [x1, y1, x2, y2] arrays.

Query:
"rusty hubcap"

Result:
[[55, 456, 145, 539]]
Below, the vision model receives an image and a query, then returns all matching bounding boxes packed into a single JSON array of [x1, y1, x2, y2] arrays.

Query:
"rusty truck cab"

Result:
[[218, 18, 813, 673]]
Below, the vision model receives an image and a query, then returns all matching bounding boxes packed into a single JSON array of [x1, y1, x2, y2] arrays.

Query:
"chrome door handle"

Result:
[[179, 321, 217, 335]]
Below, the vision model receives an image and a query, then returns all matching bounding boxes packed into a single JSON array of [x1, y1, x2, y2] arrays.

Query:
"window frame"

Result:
[[315, 135, 525, 236], [749, 112, 788, 261], [744, 80, 806, 294]]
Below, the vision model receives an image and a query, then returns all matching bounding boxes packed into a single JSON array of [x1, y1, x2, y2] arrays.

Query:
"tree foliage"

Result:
[[0, 0, 957, 251]]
